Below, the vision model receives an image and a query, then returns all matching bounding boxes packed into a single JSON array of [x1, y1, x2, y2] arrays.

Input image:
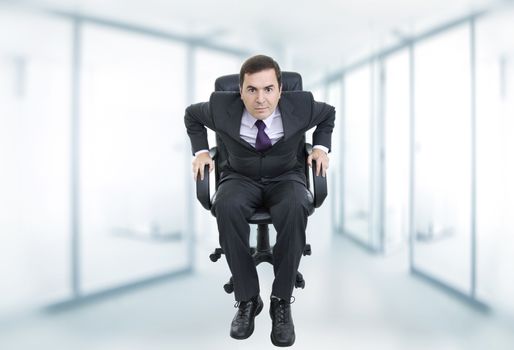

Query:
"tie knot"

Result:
[[255, 120, 266, 131]]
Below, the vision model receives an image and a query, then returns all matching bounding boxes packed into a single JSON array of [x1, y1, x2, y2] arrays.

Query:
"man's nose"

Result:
[[256, 91, 265, 103]]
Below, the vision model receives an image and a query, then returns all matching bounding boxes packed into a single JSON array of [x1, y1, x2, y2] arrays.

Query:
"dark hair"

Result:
[[239, 54, 282, 87]]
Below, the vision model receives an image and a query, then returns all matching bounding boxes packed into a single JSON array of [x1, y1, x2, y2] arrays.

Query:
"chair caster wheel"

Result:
[[210, 248, 224, 262], [210, 253, 220, 262], [224, 278, 234, 294], [295, 272, 305, 289]]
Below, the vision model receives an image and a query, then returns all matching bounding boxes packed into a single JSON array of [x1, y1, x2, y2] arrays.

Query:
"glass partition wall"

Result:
[[0, 6, 243, 312], [342, 66, 373, 248], [79, 24, 190, 293], [383, 51, 410, 253], [475, 8, 514, 313], [327, 8, 514, 310], [334, 20, 481, 304], [0, 9, 72, 313], [411, 24, 473, 295]]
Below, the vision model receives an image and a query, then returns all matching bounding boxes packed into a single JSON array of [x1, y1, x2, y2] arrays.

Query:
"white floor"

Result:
[[1, 231, 514, 350]]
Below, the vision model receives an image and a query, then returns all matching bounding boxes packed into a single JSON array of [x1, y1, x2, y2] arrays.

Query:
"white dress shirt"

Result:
[[240, 108, 283, 147], [194, 108, 329, 155]]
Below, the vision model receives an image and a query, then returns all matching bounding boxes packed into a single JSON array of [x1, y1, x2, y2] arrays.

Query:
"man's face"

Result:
[[240, 68, 282, 120]]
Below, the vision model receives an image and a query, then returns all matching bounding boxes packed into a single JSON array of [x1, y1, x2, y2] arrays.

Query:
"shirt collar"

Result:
[[242, 108, 281, 129]]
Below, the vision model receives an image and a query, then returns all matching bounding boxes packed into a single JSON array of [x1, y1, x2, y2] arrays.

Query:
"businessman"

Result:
[[184, 55, 335, 347]]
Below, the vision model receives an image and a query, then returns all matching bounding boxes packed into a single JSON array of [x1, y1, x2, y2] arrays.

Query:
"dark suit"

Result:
[[185, 91, 335, 301]]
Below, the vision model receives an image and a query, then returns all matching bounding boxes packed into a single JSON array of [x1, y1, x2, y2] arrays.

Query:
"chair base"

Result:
[[222, 269, 306, 294], [210, 241, 311, 294], [210, 223, 311, 294], [210, 244, 311, 263]]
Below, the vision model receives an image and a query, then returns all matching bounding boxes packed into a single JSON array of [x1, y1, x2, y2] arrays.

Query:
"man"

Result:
[[184, 55, 335, 347]]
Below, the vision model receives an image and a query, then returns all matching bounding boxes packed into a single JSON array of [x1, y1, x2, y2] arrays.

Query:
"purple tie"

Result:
[[255, 120, 272, 152]]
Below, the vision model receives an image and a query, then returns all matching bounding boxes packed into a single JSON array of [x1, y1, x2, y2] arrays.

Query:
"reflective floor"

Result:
[[1, 228, 514, 350]]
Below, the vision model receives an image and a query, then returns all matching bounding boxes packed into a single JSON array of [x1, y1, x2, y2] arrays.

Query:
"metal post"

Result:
[[369, 60, 376, 249], [378, 57, 386, 253], [186, 45, 196, 270], [70, 17, 82, 298], [340, 74, 346, 235], [408, 42, 416, 270], [470, 17, 477, 299], [256, 224, 271, 252]]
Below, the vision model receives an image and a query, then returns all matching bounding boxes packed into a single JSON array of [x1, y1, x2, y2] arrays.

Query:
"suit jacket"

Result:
[[184, 91, 335, 185]]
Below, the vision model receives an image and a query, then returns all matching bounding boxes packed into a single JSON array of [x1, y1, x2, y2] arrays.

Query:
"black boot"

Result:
[[230, 295, 263, 339], [269, 296, 295, 347]]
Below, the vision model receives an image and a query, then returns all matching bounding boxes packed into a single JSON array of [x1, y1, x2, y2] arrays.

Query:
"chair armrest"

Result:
[[196, 147, 217, 210], [305, 144, 328, 208]]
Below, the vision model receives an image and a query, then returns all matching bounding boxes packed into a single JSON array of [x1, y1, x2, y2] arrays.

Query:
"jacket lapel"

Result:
[[278, 95, 299, 140], [225, 98, 243, 139], [223, 97, 255, 149]]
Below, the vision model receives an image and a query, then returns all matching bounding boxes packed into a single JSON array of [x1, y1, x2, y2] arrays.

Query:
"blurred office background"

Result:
[[1, 0, 514, 349]]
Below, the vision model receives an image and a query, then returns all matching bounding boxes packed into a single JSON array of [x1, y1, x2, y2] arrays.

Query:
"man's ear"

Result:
[[239, 86, 243, 99]]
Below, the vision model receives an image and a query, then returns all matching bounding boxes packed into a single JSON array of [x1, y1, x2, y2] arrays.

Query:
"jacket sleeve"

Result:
[[184, 101, 215, 155], [309, 99, 336, 152]]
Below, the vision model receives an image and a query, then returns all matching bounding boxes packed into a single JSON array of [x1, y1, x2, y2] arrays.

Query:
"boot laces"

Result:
[[233, 300, 253, 324], [273, 296, 295, 324]]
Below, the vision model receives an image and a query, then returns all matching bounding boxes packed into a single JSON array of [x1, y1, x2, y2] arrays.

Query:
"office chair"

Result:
[[195, 72, 327, 294]]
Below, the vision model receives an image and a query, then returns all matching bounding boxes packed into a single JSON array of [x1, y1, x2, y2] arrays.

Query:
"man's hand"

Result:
[[192, 152, 214, 181], [307, 148, 329, 177]]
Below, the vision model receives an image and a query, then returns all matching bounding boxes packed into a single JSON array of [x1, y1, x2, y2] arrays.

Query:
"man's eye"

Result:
[[266, 87, 273, 92]]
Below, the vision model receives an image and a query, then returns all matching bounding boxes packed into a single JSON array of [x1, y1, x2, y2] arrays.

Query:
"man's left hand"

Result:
[[307, 148, 329, 177]]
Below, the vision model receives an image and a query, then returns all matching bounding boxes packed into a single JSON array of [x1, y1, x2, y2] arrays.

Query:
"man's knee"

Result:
[[213, 187, 259, 219], [273, 184, 311, 215], [212, 180, 260, 216], [212, 197, 246, 217]]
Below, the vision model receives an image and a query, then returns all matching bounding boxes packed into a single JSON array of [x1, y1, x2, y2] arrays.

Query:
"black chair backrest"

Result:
[[211, 71, 310, 190], [214, 71, 303, 92]]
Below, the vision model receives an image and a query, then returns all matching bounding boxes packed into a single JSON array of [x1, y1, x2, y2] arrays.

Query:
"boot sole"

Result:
[[270, 331, 295, 347], [230, 300, 264, 340]]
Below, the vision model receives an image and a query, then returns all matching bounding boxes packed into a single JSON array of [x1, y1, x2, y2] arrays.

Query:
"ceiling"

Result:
[[4, 0, 502, 85]]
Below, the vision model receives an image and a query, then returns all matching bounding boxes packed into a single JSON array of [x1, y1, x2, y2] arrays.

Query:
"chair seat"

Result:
[[242, 187, 315, 225], [248, 209, 273, 224]]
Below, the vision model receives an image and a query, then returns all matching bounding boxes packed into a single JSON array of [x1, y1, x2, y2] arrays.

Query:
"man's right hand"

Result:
[[192, 152, 214, 181]]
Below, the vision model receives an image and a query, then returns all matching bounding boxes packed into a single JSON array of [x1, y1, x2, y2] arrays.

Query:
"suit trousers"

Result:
[[212, 176, 309, 302]]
